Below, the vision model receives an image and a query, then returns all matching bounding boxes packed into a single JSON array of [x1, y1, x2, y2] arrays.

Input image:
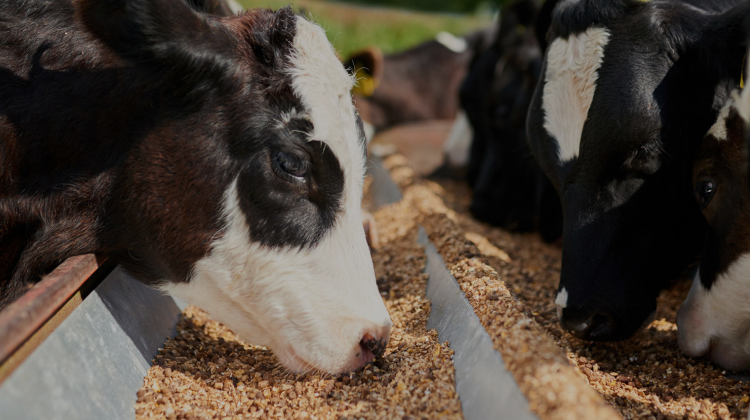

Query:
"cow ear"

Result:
[[78, 0, 234, 73], [344, 47, 384, 98]]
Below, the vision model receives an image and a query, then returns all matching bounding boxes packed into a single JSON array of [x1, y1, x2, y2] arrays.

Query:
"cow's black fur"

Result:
[[464, 0, 563, 243], [527, 0, 749, 340], [0, 0, 347, 309]]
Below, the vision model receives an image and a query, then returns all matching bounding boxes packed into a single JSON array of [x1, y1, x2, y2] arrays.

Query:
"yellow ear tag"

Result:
[[352, 66, 377, 97], [516, 25, 526, 35], [741, 54, 747, 89]]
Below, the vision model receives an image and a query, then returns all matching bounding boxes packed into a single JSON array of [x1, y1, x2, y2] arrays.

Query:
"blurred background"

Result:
[[235, 0, 497, 57]]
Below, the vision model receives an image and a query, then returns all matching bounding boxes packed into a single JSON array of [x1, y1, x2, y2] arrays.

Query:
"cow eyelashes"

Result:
[[273, 151, 308, 181], [695, 180, 716, 209]]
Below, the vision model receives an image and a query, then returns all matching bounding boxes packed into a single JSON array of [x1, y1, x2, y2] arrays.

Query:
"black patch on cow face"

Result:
[[234, 120, 345, 249], [526, 0, 748, 340]]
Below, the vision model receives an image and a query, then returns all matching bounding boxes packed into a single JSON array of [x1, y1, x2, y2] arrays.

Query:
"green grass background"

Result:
[[235, 0, 494, 58]]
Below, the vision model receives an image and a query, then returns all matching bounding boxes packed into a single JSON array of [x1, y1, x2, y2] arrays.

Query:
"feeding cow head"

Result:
[[1, 0, 391, 374], [464, 0, 563, 242], [677, 79, 750, 370], [526, 0, 748, 340]]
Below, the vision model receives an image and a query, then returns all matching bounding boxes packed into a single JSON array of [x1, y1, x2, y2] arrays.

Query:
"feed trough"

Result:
[[3, 140, 749, 420]]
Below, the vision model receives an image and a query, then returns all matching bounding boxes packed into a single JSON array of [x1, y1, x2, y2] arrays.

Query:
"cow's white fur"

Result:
[[555, 286, 568, 320], [707, 99, 734, 141], [443, 110, 473, 167], [162, 17, 391, 374], [436, 31, 468, 54], [543, 27, 610, 163], [678, 256, 750, 370]]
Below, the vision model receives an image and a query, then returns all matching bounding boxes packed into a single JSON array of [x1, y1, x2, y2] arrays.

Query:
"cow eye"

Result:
[[694, 180, 716, 208], [274, 151, 308, 179]]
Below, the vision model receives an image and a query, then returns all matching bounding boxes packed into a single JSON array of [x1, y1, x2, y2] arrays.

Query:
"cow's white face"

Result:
[[162, 16, 391, 374]]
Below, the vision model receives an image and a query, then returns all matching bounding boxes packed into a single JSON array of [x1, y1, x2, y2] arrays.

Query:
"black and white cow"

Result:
[[458, 0, 563, 242], [526, 0, 749, 340], [677, 68, 750, 370], [0, 0, 391, 374]]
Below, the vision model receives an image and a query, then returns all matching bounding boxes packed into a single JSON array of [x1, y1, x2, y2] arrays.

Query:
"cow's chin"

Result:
[[163, 275, 389, 374], [677, 256, 750, 371], [160, 211, 391, 375]]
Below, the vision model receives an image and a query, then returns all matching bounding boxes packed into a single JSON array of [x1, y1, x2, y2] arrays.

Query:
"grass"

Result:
[[234, 0, 493, 58]]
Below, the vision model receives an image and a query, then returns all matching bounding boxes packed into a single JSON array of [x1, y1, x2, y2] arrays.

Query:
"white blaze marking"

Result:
[[543, 27, 610, 163], [555, 287, 568, 308], [555, 287, 568, 322], [436, 31, 468, 54], [707, 99, 733, 141], [443, 110, 473, 167]]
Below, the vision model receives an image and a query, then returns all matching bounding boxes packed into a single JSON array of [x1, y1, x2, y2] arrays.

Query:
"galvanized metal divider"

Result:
[[0, 262, 183, 420], [367, 156, 539, 420]]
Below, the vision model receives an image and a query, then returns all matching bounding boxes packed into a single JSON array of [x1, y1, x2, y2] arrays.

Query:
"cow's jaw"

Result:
[[161, 16, 391, 374], [542, 27, 610, 163], [678, 257, 750, 371]]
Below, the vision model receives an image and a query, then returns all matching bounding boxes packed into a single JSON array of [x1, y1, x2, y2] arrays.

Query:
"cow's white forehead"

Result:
[[286, 17, 364, 199], [542, 27, 610, 163], [707, 98, 735, 141]]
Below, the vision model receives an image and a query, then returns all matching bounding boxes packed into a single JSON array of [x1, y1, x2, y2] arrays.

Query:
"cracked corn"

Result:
[[133, 177, 462, 420]]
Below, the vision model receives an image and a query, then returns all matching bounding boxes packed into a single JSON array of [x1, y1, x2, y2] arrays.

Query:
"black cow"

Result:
[[460, 0, 563, 242], [526, 0, 749, 340], [0, 0, 391, 374]]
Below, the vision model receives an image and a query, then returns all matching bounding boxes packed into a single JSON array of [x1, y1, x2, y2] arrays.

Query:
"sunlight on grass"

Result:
[[235, 0, 493, 57]]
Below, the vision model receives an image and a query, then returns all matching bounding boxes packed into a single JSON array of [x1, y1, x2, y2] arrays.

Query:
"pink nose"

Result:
[[357, 325, 391, 366]]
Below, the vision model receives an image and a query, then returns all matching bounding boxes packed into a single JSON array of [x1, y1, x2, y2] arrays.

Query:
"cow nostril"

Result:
[[561, 309, 616, 341], [359, 332, 387, 360]]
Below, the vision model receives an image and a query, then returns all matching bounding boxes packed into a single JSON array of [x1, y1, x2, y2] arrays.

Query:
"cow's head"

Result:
[[527, 0, 747, 340], [677, 82, 750, 370], [80, 0, 391, 373]]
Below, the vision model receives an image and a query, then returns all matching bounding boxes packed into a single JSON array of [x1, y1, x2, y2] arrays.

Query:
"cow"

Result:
[[455, 0, 563, 242], [526, 0, 749, 341], [677, 70, 750, 370], [0, 0, 391, 374], [344, 29, 495, 141]]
